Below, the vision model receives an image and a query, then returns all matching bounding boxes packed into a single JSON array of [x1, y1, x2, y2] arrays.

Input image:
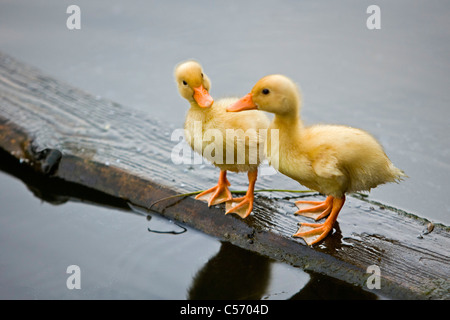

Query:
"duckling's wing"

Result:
[[311, 153, 344, 179]]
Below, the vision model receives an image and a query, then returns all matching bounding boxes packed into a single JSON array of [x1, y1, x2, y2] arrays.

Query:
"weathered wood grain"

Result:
[[0, 52, 448, 299]]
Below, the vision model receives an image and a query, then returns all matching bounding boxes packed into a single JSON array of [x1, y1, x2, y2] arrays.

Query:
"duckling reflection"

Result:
[[188, 239, 378, 300], [188, 241, 271, 300]]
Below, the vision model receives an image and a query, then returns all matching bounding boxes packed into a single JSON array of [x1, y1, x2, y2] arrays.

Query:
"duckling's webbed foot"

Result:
[[225, 170, 257, 219], [225, 195, 254, 219], [195, 170, 232, 206], [294, 222, 333, 246], [293, 196, 345, 245], [294, 195, 334, 220]]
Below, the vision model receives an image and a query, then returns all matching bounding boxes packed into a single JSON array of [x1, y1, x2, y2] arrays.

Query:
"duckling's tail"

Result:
[[390, 163, 408, 183]]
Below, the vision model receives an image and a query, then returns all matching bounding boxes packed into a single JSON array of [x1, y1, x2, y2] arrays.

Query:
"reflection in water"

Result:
[[0, 149, 131, 210], [146, 215, 187, 235], [188, 242, 271, 300], [188, 241, 378, 300]]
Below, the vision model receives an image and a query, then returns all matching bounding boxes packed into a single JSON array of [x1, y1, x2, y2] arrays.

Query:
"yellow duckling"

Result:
[[174, 60, 270, 218], [227, 74, 406, 245]]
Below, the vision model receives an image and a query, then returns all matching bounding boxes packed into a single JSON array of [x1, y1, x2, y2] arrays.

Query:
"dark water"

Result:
[[0, 151, 378, 299]]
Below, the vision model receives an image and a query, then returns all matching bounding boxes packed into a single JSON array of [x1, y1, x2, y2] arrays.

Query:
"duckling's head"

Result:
[[174, 60, 214, 108], [227, 74, 301, 116]]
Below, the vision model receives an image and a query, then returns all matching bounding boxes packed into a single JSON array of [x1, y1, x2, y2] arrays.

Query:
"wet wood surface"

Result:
[[0, 52, 448, 299]]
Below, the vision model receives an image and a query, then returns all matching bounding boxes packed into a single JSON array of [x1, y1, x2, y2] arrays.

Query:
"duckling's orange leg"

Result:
[[295, 196, 334, 220], [293, 196, 345, 245], [195, 170, 233, 206], [225, 170, 257, 219]]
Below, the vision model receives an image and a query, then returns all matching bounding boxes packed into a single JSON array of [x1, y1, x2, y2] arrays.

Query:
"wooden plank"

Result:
[[0, 52, 448, 299]]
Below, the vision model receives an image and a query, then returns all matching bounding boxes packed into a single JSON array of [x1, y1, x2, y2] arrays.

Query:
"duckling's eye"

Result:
[[201, 73, 204, 78], [262, 88, 270, 95], [182, 80, 188, 86]]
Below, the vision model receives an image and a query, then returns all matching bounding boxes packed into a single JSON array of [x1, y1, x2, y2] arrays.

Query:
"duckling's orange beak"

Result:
[[193, 85, 214, 108], [226, 93, 257, 112]]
